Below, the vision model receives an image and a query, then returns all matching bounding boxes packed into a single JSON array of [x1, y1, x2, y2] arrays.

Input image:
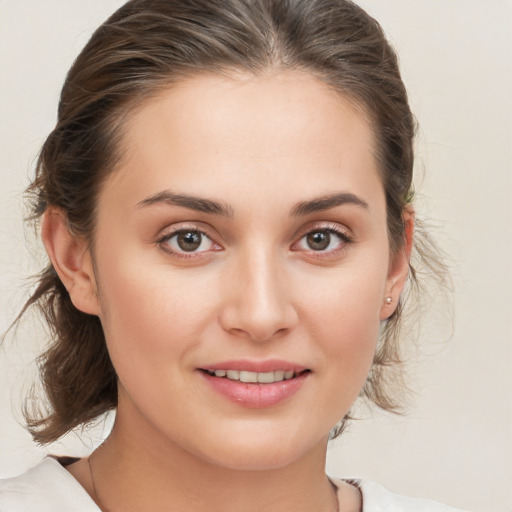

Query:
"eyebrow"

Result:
[[291, 192, 369, 216], [137, 190, 368, 217], [137, 191, 233, 216]]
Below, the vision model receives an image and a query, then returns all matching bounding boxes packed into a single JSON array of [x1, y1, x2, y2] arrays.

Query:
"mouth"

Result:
[[198, 362, 311, 408], [200, 368, 310, 384]]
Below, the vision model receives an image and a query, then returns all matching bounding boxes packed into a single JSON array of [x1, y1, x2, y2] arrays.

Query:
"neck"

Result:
[[89, 408, 339, 512]]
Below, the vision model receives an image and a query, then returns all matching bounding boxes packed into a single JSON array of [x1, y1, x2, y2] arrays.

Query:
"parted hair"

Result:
[[19, 0, 443, 443]]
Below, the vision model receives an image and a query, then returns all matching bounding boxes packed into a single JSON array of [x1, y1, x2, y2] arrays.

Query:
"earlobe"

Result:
[[380, 208, 415, 320], [41, 208, 101, 316]]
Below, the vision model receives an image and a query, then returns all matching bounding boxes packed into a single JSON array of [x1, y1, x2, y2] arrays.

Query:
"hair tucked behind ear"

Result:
[[15, 0, 448, 444], [20, 270, 117, 441]]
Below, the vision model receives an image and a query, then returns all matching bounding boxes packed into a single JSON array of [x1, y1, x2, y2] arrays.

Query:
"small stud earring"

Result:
[[385, 297, 393, 304]]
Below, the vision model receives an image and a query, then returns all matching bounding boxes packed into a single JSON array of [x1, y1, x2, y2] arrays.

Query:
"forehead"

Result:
[[103, 70, 383, 213]]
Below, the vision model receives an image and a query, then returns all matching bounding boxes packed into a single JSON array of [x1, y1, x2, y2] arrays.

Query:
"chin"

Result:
[[191, 426, 328, 472], [204, 447, 303, 472]]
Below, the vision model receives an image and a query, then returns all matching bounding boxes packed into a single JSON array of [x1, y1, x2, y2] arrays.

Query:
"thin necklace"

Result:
[[87, 455, 340, 512], [330, 479, 341, 512], [87, 455, 112, 512]]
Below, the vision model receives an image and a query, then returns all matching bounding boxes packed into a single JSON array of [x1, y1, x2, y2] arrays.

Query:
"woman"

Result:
[[0, 0, 464, 510]]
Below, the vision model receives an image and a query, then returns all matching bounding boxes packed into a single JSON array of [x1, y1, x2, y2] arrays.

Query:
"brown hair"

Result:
[[19, 0, 445, 443]]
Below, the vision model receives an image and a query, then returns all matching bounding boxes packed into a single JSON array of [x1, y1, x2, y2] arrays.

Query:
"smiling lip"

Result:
[[199, 359, 310, 408], [201, 359, 308, 374]]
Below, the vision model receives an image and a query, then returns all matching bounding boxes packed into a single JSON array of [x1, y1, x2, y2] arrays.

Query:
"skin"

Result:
[[43, 70, 412, 512]]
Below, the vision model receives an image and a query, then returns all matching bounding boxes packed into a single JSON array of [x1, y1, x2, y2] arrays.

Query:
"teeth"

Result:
[[274, 370, 285, 382], [257, 371, 276, 383], [239, 371, 258, 383], [207, 369, 298, 383]]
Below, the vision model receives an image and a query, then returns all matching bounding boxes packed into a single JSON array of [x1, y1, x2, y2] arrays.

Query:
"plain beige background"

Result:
[[0, 1, 511, 511]]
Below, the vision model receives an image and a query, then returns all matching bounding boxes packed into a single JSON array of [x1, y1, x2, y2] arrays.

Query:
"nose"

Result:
[[219, 249, 298, 342]]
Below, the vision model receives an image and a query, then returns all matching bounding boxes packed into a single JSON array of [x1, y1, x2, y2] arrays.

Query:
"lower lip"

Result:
[[200, 371, 309, 408]]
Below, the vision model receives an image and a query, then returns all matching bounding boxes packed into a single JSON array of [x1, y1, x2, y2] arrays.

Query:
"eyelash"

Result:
[[156, 223, 353, 260], [157, 227, 221, 260], [292, 223, 353, 259]]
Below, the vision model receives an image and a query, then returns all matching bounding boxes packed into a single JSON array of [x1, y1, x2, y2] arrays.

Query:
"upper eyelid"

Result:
[[157, 229, 221, 260], [295, 228, 350, 247], [293, 221, 353, 240], [157, 222, 217, 240], [158, 227, 214, 245], [155, 221, 353, 246]]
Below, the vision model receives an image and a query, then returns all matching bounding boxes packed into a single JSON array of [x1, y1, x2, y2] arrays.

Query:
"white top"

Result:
[[0, 458, 467, 512]]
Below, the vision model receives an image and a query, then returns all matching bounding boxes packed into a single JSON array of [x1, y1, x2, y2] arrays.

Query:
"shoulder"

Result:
[[345, 478, 469, 512], [0, 458, 98, 512]]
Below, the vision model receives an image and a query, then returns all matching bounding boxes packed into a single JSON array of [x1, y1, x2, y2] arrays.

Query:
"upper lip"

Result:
[[199, 359, 309, 373]]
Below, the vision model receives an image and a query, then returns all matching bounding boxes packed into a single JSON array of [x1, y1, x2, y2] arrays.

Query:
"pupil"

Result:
[[307, 231, 330, 251], [178, 231, 201, 251]]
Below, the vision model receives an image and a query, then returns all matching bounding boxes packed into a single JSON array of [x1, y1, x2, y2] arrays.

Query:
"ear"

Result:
[[41, 208, 101, 316], [380, 208, 415, 320]]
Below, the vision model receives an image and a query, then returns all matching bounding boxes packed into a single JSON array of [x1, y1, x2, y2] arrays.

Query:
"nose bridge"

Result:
[[221, 243, 297, 341]]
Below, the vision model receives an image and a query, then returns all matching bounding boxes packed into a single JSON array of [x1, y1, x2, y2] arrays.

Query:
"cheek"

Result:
[[304, 258, 387, 341], [319, 294, 381, 380], [95, 253, 218, 377], [300, 259, 387, 394]]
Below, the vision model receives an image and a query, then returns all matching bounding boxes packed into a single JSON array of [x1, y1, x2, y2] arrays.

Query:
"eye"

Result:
[[293, 227, 351, 253], [160, 229, 219, 255], [305, 231, 334, 251]]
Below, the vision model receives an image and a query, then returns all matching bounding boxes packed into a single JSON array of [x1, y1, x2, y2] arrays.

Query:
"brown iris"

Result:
[[306, 231, 331, 251], [177, 231, 202, 251]]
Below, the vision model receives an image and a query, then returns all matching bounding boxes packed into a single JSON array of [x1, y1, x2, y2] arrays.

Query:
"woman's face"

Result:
[[88, 71, 406, 470]]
